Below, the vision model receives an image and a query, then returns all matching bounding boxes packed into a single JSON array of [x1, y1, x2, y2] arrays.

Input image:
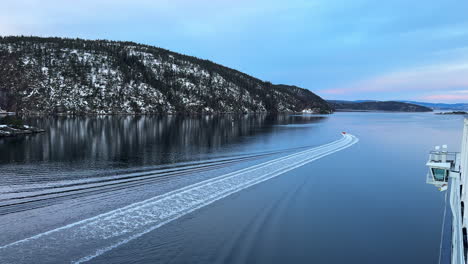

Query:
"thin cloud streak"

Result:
[[320, 61, 468, 95], [420, 94, 468, 102], [1, 0, 468, 103]]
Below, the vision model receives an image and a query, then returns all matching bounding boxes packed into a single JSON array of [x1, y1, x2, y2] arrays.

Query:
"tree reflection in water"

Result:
[[0, 114, 326, 181]]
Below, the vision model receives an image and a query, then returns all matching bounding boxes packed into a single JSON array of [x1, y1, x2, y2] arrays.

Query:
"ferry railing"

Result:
[[450, 173, 465, 264], [428, 151, 458, 163]]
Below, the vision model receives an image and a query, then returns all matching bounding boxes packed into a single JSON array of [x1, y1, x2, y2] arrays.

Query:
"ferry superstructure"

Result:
[[427, 118, 468, 264]]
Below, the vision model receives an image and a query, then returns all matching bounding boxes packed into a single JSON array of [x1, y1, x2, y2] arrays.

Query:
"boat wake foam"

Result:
[[0, 134, 358, 263]]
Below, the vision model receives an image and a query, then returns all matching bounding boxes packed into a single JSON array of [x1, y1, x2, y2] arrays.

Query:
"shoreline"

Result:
[[1, 110, 334, 117], [0, 124, 45, 137], [334, 109, 433, 113]]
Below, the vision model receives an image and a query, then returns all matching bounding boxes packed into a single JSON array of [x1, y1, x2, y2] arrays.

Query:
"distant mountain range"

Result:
[[327, 100, 432, 112], [398, 101, 468, 111], [329, 99, 468, 112], [0, 36, 332, 115]]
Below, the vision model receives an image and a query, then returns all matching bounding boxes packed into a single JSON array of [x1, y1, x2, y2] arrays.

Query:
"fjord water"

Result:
[[0, 113, 462, 263]]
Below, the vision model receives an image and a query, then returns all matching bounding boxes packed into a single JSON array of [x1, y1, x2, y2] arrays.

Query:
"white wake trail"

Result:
[[0, 134, 358, 264]]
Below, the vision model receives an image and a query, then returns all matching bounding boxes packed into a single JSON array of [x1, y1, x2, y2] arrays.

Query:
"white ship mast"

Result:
[[427, 118, 468, 264]]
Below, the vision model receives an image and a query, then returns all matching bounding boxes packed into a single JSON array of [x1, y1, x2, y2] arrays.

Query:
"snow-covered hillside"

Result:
[[0, 36, 332, 114]]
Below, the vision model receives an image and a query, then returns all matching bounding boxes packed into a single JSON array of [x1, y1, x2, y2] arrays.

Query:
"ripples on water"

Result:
[[0, 114, 326, 181], [0, 113, 464, 263]]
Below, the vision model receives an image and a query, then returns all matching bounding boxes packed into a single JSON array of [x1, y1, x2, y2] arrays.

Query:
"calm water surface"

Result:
[[0, 112, 463, 263]]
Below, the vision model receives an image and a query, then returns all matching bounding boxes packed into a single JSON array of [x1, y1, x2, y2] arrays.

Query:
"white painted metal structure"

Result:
[[427, 118, 468, 264]]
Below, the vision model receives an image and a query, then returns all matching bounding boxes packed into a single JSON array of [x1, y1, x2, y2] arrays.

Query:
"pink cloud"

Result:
[[320, 61, 468, 95]]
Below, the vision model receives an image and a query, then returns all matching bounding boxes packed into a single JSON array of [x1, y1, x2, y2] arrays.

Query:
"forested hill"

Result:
[[328, 100, 433, 112], [0, 36, 332, 115]]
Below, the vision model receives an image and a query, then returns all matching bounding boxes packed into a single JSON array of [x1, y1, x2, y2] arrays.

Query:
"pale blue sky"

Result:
[[2, 0, 468, 102]]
